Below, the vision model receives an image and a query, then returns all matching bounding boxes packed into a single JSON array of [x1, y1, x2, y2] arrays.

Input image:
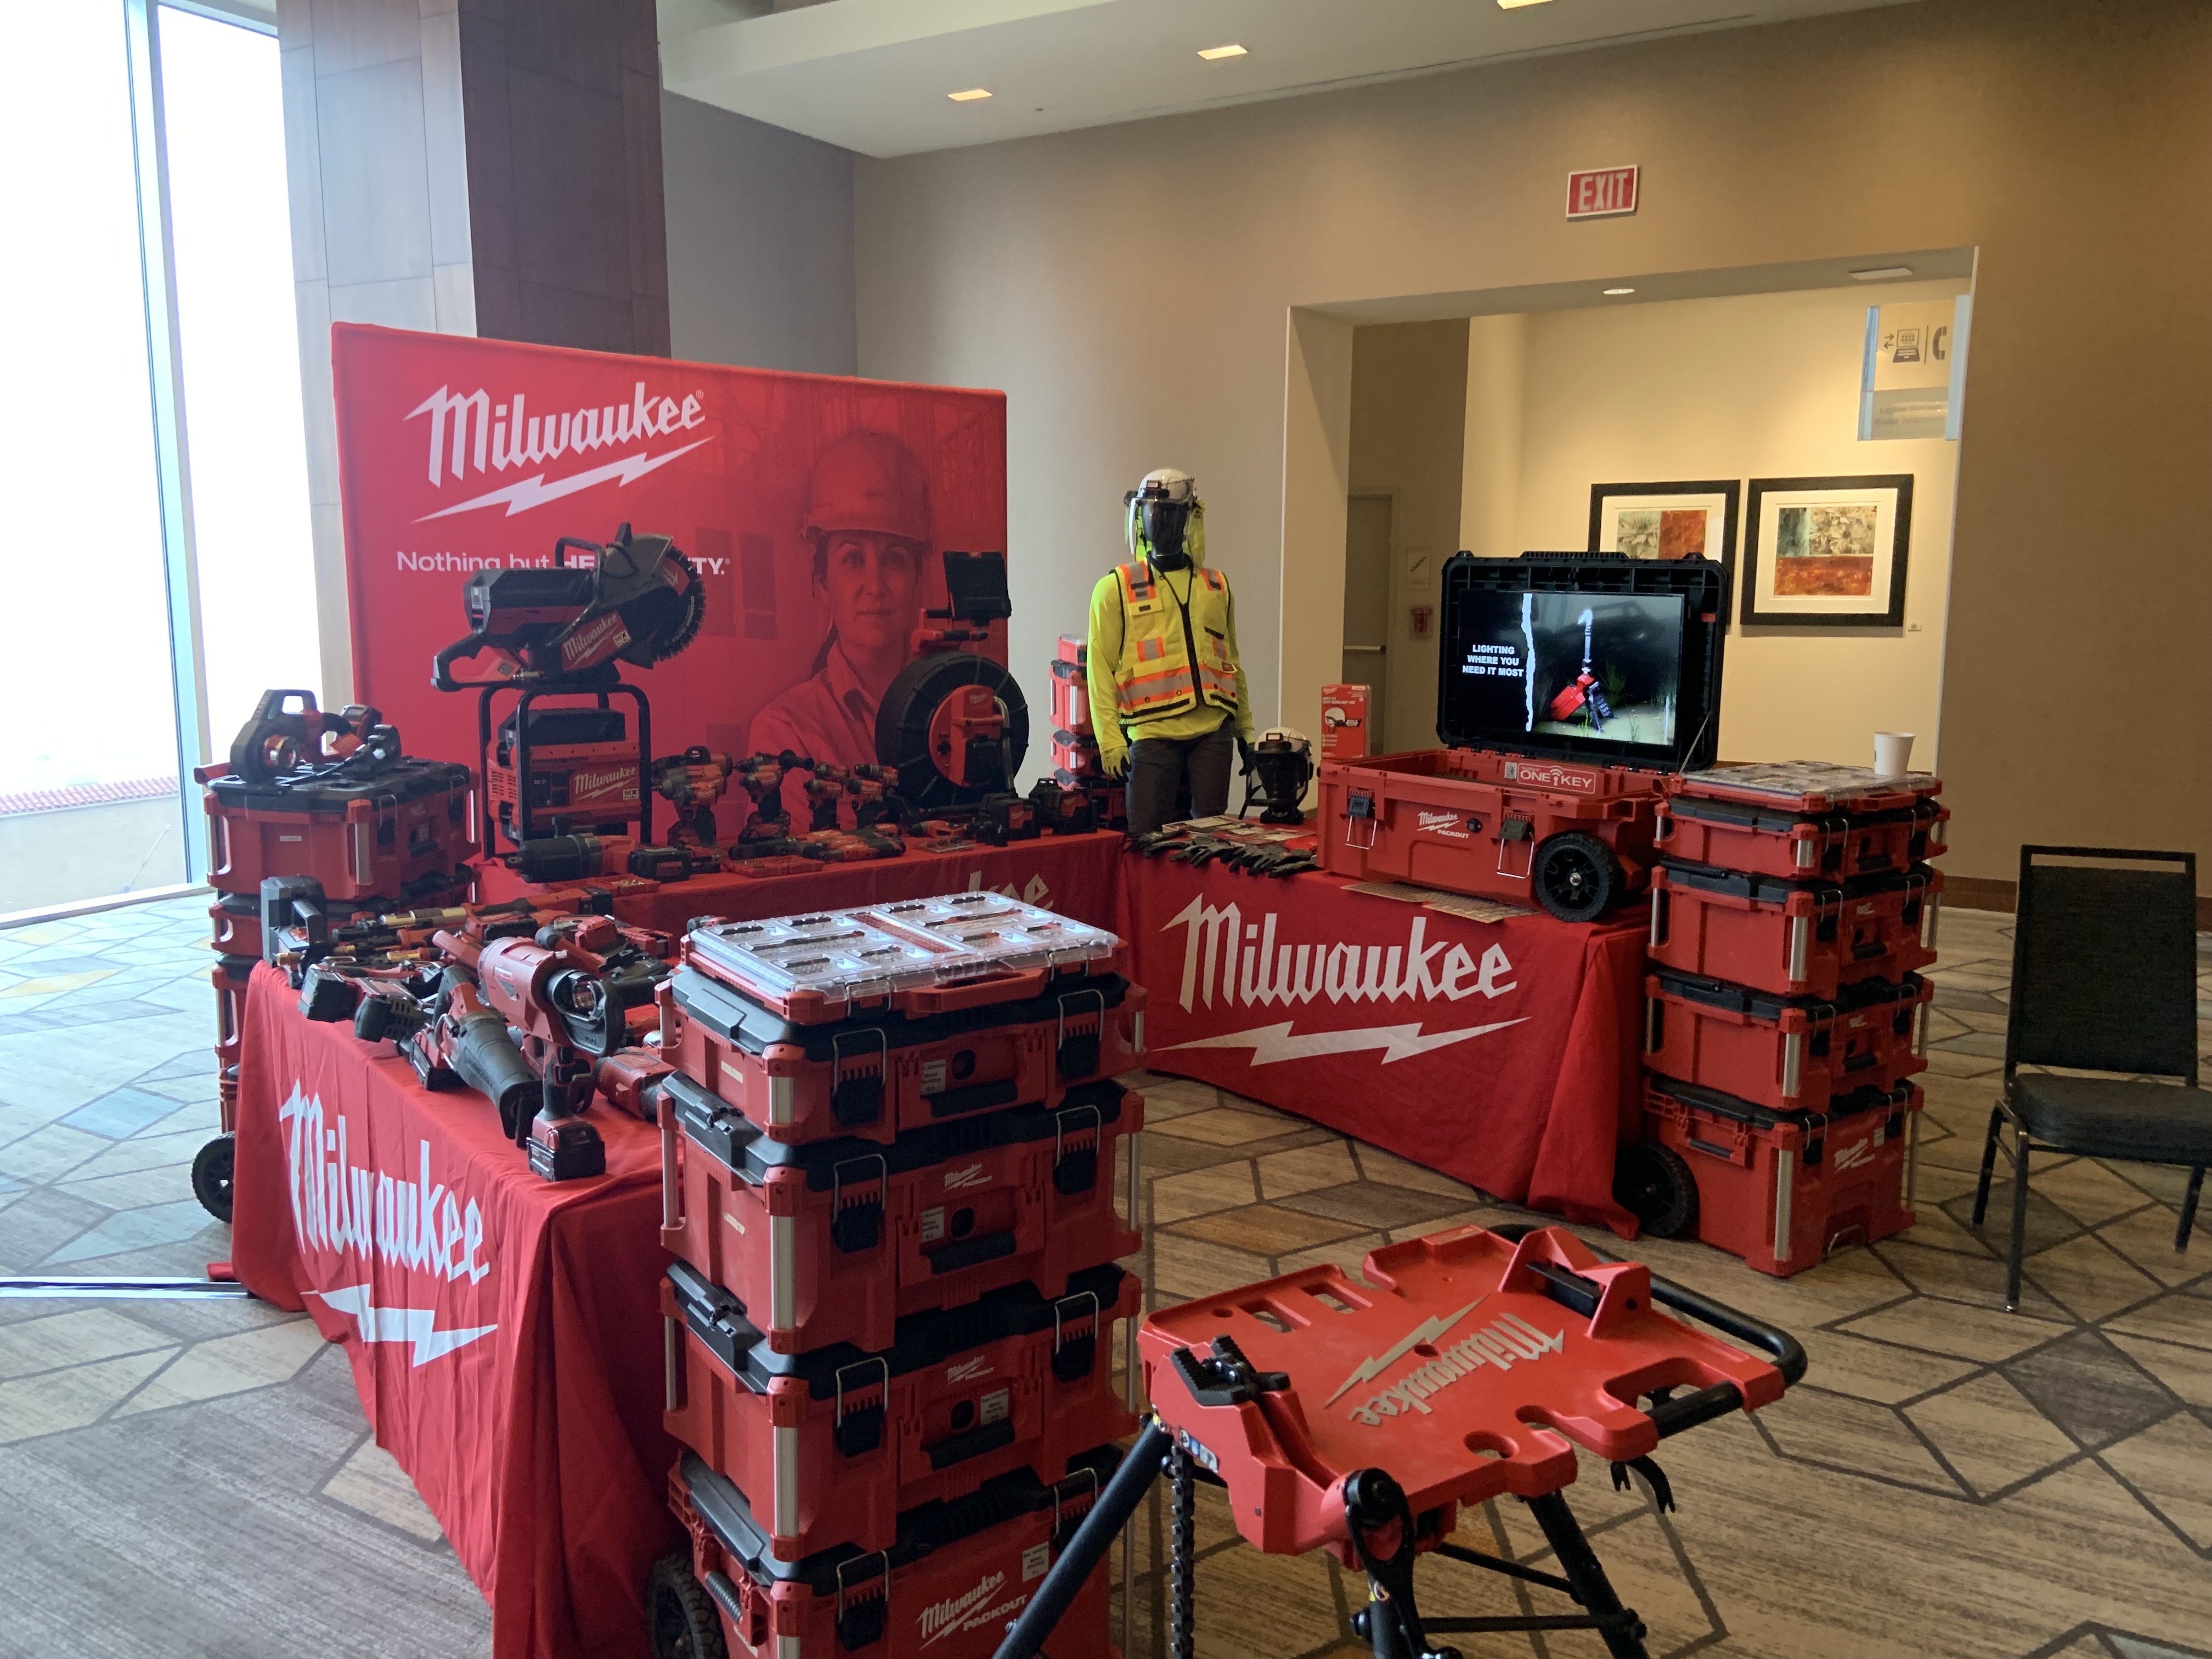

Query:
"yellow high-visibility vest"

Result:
[[1105, 560, 1240, 726]]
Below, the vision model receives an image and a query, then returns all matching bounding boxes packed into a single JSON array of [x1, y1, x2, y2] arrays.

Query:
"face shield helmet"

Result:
[[1125, 468, 1198, 569]]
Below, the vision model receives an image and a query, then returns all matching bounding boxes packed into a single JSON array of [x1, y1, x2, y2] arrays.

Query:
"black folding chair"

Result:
[[1972, 846, 2207, 1310]]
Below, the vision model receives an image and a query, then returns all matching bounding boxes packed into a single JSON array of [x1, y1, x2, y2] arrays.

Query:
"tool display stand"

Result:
[[662, 1257, 1137, 1561], [663, 962, 1144, 1148], [1644, 968, 1930, 1115], [1317, 747, 1666, 923], [1640, 1076, 1921, 1276], [992, 1222, 1805, 1659], [661, 1074, 1141, 1355], [1649, 861, 1942, 1000], [654, 1448, 1119, 1659]]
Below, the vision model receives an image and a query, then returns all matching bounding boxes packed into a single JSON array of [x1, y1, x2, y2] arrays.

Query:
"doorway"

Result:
[[1340, 493, 1393, 748]]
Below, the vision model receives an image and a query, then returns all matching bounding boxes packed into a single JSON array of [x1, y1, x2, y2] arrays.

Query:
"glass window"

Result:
[[159, 4, 318, 748], [0, 3, 184, 911]]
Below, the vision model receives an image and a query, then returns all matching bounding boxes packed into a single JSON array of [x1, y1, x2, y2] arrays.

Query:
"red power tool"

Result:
[[990, 1221, 1804, 1659]]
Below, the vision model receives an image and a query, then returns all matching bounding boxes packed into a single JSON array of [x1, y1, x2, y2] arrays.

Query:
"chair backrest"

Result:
[[2008, 845, 2199, 1082]]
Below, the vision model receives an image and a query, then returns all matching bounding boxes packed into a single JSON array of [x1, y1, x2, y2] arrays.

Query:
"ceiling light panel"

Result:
[[1197, 44, 1247, 60], [946, 87, 992, 101]]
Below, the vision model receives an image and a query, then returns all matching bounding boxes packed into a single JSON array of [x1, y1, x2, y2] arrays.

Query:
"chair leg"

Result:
[[2005, 1123, 2030, 1313], [2179, 1167, 2205, 1252], [1971, 1105, 2004, 1227]]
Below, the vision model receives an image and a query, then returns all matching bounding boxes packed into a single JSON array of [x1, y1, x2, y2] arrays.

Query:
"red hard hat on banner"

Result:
[[801, 430, 932, 544]]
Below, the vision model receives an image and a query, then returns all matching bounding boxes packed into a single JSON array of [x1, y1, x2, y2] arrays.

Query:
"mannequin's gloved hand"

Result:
[[1237, 736, 1256, 775], [1101, 744, 1130, 780]]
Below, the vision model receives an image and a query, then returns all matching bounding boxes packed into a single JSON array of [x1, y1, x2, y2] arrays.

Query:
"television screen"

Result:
[[1447, 590, 1689, 763]]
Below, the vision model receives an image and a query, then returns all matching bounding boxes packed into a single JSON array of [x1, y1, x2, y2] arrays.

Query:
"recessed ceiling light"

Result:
[[1498, 0, 1555, 9], [947, 88, 992, 102], [1849, 265, 1915, 280], [1602, 287, 1636, 296], [1197, 43, 1247, 60]]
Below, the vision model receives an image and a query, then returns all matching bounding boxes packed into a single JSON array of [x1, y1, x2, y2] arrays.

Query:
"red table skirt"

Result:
[[1118, 858, 1644, 1234], [472, 830, 1124, 934], [230, 963, 675, 1659]]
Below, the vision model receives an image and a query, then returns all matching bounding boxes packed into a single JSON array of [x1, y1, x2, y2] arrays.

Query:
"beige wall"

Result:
[[855, 0, 2212, 887], [1505, 281, 1967, 769]]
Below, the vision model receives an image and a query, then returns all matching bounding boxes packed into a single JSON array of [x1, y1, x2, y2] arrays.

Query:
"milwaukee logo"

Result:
[[567, 768, 637, 802], [1830, 1135, 1876, 1172], [1344, 1311, 1566, 1426], [919, 1572, 1026, 1646], [941, 1163, 991, 1192], [1503, 760, 1600, 794], [406, 381, 712, 522], [559, 611, 630, 670], [1416, 810, 1472, 840], [1165, 899, 1515, 1014], [945, 1357, 994, 1384]]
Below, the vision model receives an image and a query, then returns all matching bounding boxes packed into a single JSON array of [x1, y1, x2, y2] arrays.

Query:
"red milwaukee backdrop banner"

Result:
[[332, 325, 1008, 786]]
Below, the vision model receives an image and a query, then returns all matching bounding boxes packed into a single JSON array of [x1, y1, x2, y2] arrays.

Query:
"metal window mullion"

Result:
[[122, 0, 211, 880]]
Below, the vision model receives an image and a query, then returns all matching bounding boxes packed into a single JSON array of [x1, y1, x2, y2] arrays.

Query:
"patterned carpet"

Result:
[[0, 896, 2206, 1658]]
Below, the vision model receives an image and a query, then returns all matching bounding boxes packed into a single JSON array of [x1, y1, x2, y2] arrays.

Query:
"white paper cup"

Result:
[[1874, 731, 1916, 776]]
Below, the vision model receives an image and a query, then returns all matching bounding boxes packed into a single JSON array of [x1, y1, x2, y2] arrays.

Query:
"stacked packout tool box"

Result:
[[196, 738, 472, 1216], [1634, 760, 1948, 1275], [656, 893, 1146, 1659], [1316, 554, 1727, 923], [1049, 634, 1104, 785]]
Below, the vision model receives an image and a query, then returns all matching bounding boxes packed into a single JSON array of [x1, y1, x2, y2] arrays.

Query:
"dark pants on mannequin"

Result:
[[1125, 719, 1236, 836]]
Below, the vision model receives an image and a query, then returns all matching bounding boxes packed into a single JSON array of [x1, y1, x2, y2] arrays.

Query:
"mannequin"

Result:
[[1085, 468, 1254, 836]]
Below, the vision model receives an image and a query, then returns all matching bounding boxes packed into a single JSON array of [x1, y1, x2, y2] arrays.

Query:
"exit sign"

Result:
[[1566, 166, 1639, 220]]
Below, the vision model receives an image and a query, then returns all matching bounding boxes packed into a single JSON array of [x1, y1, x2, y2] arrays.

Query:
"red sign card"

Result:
[[330, 325, 1008, 780], [1565, 166, 1639, 220]]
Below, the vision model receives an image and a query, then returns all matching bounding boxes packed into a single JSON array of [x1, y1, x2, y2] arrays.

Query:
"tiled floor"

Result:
[[0, 896, 2207, 1658]]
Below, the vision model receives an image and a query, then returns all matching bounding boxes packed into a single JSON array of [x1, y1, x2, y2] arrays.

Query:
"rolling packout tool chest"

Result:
[[1644, 968, 1931, 1115], [662, 961, 1144, 1148], [204, 755, 474, 904], [667, 1447, 1118, 1659], [1316, 746, 1667, 920], [1657, 760, 1948, 881], [1317, 552, 1726, 922], [661, 1071, 1141, 1354], [663, 1257, 1137, 1560], [1649, 860, 1942, 1000], [682, 895, 1126, 1026], [1049, 634, 1092, 737], [1643, 1075, 1919, 1276]]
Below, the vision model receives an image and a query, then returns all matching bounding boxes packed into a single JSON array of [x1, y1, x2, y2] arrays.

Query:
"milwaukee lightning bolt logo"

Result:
[[407, 381, 715, 522], [1327, 1300, 1485, 1404], [311, 1284, 498, 1367], [1164, 1017, 1526, 1066], [1830, 1135, 1876, 1172]]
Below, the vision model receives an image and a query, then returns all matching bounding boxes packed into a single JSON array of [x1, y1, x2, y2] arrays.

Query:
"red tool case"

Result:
[[1048, 664, 1092, 737], [1649, 860, 1941, 999], [668, 1446, 1117, 1659], [1315, 746, 1665, 918], [663, 1257, 1136, 1561], [683, 896, 1126, 1026], [1642, 1075, 1919, 1277], [662, 1072, 1141, 1354], [1644, 968, 1930, 1114], [663, 962, 1144, 1148], [1658, 761, 1946, 881], [204, 755, 474, 903]]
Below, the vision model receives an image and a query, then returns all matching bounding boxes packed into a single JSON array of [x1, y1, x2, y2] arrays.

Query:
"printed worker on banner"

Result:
[[748, 430, 930, 765]]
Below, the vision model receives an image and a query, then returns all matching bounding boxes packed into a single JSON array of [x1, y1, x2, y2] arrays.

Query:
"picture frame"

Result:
[[1741, 475, 1913, 628], [1587, 479, 1740, 617]]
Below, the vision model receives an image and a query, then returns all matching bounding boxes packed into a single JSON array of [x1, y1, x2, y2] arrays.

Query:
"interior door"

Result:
[[1341, 494, 1392, 749]]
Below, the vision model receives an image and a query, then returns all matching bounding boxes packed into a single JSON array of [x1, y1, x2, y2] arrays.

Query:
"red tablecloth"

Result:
[[1118, 859, 1644, 1234], [472, 830, 1123, 934], [230, 964, 674, 1659]]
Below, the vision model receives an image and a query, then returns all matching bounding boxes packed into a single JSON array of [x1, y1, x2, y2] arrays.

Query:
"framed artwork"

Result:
[[1587, 479, 1740, 613], [1741, 475, 1912, 627]]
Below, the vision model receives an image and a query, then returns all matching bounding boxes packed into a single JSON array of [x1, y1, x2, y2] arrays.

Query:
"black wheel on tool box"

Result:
[[646, 1551, 727, 1659], [1615, 1141, 1698, 1239], [874, 651, 1030, 811], [192, 1133, 236, 1224], [1531, 831, 1624, 923]]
